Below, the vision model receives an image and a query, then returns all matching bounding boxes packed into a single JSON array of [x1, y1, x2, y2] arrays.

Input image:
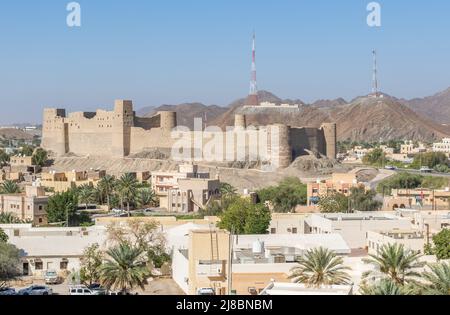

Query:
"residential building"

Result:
[[401, 141, 428, 155], [0, 224, 108, 278], [171, 228, 351, 295], [307, 172, 363, 206], [386, 188, 450, 211], [10, 155, 33, 167], [268, 213, 308, 234], [39, 169, 105, 192], [433, 138, 450, 154], [0, 185, 48, 225], [367, 230, 425, 255], [305, 213, 412, 249], [152, 164, 220, 213]]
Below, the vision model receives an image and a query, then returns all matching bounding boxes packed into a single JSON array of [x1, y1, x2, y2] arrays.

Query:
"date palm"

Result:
[[360, 279, 411, 295], [289, 247, 351, 287], [97, 175, 116, 210], [99, 242, 151, 293], [0, 212, 23, 224], [0, 180, 21, 194], [363, 243, 424, 285], [77, 185, 97, 210], [137, 188, 158, 208], [420, 262, 450, 295], [117, 173, 139, 216]]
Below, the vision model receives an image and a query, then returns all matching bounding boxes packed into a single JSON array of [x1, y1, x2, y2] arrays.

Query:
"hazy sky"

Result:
[[0, 0, 449, 124]]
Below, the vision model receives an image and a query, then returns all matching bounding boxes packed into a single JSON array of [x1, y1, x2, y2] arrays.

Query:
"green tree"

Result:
[[420, 262, 450, 295], [220, 182, 238, 200], [80, 243, 104, 286], [20, 145, 34, 156], [348, 186, 381, 212], [217, 198, 271, 235], [0, 150, 10, 166], [431, 229, 450, 260], [360, 279, 411, 295], [412, 152, 449, 169], [0, 228, 8, 243], [117, 173, 139, 216], [99, 242, 151, 293], [0, 212, 25, 224], [97, 175, 117, 209], [136, 187, 158, 208], [31, 148, 48, 167], [0, 180, 21, 194], [147, 245, 171, 269], [362, 148, 386, 166], [289, 247, 351, 287], [0, 242, 21, 286], [46, 190, 79, 226], [257, 177, 307, 213], [377, 172, 448, 195], [318, 192, 349, 213], [78, 184, 98, 210], [363, 243, 424, 285]]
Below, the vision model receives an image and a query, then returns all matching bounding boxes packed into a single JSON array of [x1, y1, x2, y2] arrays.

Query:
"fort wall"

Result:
[[42, 101, 337, 169]]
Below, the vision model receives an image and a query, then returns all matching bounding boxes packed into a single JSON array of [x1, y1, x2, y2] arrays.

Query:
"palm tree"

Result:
[[99, 242, 151, 293], [117, 173, 138, 216], [220, 183, 237, 200], [360, 279, 411, 295], [136, 188, 158, 208], [31, 148, 48, 167], [0, 180, 21, 194], [420, 262, 450, 295], [97, 175, 116, 210], [363, 243, 424, 285], [289, 247, 351, 287], [0, 212, 24, 224], [77, 185, 97, 210]]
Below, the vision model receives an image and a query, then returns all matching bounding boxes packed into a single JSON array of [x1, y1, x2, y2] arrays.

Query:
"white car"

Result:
[[197, 288, 215, 295], [18, 285, 53, 296], [0, 287, 16, 295], [69, 285, 104, 296], [44, 270, 59, 285]]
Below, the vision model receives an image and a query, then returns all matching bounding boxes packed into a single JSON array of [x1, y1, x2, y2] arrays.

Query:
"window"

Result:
[[35, 262, 43, 270], [38, 205, 43, 211], [60, 261, 68, 270], [270, 228, 276, 234], [292, 228, 298, 234], [39, 218, 43, 223]]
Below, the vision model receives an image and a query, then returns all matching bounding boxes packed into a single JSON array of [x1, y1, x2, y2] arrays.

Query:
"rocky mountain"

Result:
[[136, 88, 450, 142], [140, 102, 228, 130], [0, 128, 34, 141], [401, 87, 450, 125]]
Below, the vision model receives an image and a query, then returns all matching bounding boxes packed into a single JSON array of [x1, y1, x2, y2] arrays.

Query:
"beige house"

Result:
[[385, 188, 450, 211], [0, 186, 48, 225], [10, 155, 33, 167], [39, 169, 105, 192], [152, 164, 220, 213], [172, 229, 351, 295]]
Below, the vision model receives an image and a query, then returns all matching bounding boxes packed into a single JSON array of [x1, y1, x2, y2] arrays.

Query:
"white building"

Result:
[[433, 138, 450, 154], [367, 230, 425, 255], [259, 282, 354, 295], [305, 213, 412, 249], [1, 224, 108, 277]]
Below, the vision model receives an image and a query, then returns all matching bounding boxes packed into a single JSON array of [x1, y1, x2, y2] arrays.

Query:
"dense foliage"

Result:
[[377, 172, 448, 195], [257, 177, 307, 213], [217, 198, 271, 234]]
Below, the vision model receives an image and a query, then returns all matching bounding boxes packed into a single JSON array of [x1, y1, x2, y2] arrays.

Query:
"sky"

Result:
[[0, 0, 449, 124]]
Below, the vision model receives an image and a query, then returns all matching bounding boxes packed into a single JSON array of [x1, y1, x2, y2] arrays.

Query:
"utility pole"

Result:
[[227, 227, 234, 295]]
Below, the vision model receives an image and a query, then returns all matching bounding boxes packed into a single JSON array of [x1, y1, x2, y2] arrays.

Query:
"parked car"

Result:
[[420, 167, 433, 173], [69, 285, 106, 296], [108, 290, 137, 295], [44, 270, 59, 285], [18, 285, 53, 296], [88, 283, 107, 295], [384, 165, 397, 170], [197, 288, 215, 296], [0, 287, 16, 296]]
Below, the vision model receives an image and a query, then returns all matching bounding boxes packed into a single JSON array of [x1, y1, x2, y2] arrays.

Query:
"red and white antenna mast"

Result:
[[372, 49, 379, 97], [246, 32, 259, 106]]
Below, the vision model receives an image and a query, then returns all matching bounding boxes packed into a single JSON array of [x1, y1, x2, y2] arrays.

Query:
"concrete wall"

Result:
[[172, 249, 190, 294]]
